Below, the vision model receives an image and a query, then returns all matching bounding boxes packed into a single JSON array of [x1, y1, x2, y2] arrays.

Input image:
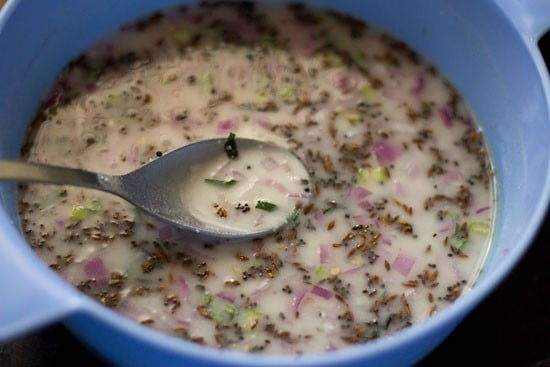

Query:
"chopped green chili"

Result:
[[224, 132, 239, 159], [287, 211, 299, 222], [204, 178, 238, 187], [256, 200, 277, 212], [322, 206, 337, 214]]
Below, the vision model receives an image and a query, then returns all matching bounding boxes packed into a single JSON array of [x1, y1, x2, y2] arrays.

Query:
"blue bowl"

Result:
[[1, 1, 549, 366]]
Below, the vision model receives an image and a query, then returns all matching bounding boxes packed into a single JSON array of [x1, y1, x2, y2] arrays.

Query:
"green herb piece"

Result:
[[256, 200, 277, 212], [69, 205, 90, 221], [287, 211, 299, 222], [204, 178, 238, 187], [357, 168, 369, 186], [340, 110, 362, 124], [162, 70, 178, 84], [223, 304, 239, 320], [468, 221, 490, 235], [69, 197, 101, 220], [240, 307, 263, 333], [224, 132, 239, 159], [371, 166, 390, 182], [451, 223, 468, 252], [198, 293, 240, 323], [200, 293, 213, 306], [208, 309, 225, 323], [322, 206, 337, 214], [360, 83, 374, 98], [357, 166, 389, 186], [88, 197, 102, 211], [351, 50, 368, 69], [312, 265, 327, 282], [280, 85, 296, 104]]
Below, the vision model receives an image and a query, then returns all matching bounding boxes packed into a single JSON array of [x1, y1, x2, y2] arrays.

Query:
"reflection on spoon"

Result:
[[0, 136, 312, 241]]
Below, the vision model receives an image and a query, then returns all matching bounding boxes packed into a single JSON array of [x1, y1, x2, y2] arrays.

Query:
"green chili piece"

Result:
[[204, 178, 238, 187], [256, 200, 277, 212], [287, 211, 299, 222], [224, 132, 239, 159]]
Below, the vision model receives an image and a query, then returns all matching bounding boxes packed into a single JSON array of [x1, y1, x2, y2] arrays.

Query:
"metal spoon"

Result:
[[0, 138, 311, 241]]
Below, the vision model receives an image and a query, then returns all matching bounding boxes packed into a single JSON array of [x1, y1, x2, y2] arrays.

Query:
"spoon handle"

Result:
[[0, 160, 112, 192]]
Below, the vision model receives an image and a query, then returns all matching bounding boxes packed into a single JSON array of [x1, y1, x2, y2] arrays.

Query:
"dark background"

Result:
[[0, 24, 549, 367]]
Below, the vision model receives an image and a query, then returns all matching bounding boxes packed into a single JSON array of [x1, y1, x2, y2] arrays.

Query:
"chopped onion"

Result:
[[439, 106, 453, 128], [251, 239, 264, 256], [358, 200, 372, 211], [128, 144, 139, 166], [313, 209, 326, 225], [287, 193, 309, 199], [255, 116, 273, 130], [352, 214, 368, 224], [216, 290, 236, 303], [349, 185, 372, 200], [392, 251, 416, 276], [250, 279, 271, 299], [261, 156, 279, 170], [311, 285, 332, 300], [220, 169, 242, 180], [374, 140, 401, 166], [217, 118, 239, 134], [410, 74, 425, 96], [395, 181, 407, 197], [263, 178, 288, 193], [449, 258, 466, 280], [443, 169, 463, 185], [291, 286, 310, 314], [320, 244, 330, 264], [42, 88, 61, 110], [341, 264, 366, 276], [55, 219, 67, 229], [173, 316, 192, 328], [475, 206, 490, 214], [333, 72, 357, 94], [175, 276, 190, 300], [84, 256, 108, 285]]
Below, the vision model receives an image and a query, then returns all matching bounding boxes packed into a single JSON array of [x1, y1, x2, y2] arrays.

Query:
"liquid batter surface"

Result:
[[18, 2, 494, 354]]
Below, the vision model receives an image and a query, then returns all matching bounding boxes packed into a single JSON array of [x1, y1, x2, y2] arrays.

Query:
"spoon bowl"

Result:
[[0, 137, 311, 241]]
